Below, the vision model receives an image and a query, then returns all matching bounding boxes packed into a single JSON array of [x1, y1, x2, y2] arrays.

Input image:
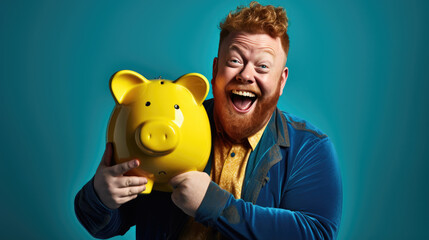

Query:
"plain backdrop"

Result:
[[1, 0, 428, 239]]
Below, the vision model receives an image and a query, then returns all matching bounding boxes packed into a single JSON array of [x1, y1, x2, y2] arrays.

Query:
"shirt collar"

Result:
[[247, 121, 269, 151]]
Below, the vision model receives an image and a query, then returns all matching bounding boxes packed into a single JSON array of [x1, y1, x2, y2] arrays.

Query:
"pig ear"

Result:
[[174, 73, 209, 106], [110, 70, 149, 104]]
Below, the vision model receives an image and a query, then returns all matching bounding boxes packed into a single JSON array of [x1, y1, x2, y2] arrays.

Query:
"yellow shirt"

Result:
[[179, 123, 267, 239], [211, 124, 267, 199]]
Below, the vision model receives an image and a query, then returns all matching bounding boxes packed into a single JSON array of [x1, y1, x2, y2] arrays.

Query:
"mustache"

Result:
[[225, 83, 261, 97]]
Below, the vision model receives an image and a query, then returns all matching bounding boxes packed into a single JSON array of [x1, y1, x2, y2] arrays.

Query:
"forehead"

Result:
[[220, 31, 284, 58]]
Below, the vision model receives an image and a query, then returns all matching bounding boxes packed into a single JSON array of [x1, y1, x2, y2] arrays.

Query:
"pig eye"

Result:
[[160, 81, 164, 85], [145, 101, 151, 106], [174, 104, 179, 109]]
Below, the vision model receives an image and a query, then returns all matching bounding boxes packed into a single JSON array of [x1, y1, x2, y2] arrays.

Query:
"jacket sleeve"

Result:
[[195, 137, 342, 239], [74, 178, 136, 239]]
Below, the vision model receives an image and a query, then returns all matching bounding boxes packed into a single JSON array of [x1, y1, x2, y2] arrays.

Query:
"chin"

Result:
[[214, 94, 279, 143]]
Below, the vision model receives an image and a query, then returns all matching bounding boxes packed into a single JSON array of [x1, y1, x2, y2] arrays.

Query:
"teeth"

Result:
[[232, 89, 256, 98]]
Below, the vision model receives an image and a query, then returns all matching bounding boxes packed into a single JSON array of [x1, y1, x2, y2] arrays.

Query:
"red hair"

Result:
[[219, 1, 290, 55]]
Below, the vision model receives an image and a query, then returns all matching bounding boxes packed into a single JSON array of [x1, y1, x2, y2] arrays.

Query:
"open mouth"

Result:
[[230, 89, 257, 112]]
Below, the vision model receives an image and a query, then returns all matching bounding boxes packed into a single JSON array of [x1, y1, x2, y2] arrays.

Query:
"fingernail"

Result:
[[134, 159, 140, 167]]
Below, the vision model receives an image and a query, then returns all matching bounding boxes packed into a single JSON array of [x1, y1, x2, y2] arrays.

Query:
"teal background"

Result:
[[1, 0, 428, 239]]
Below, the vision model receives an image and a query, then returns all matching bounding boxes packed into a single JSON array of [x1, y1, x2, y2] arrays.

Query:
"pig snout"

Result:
[[137, 120, 179, 155]]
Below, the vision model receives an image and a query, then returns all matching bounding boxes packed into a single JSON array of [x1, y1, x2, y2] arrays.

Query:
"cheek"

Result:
[[260, 76, 281, 96], [218, 65, 238, 80], [258, 79, 273, 95], [212, 80, 227, 100], [213, 74, 229, 92]]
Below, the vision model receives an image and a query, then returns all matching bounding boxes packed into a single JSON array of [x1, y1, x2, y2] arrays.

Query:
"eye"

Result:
[[145, 101, 151, 106], [228, 58, 241, 65], [174, 104, 179, 109], [257, 64, 270, 73]]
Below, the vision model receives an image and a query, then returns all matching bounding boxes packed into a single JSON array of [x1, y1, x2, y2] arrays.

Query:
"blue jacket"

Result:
[[75, 99, 342, 239]]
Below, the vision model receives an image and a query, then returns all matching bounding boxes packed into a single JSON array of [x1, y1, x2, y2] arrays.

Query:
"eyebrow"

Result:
[[228, 44, 245, 54], [228, 44, 275, 57]]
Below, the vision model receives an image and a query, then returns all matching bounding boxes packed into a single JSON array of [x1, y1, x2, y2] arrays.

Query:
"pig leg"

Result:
[[141, 178, 154, 194]]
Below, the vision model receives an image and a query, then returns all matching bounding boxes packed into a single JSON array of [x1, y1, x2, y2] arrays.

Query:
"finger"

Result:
[[118, 193, 143, 205], [171, 190, 179, 205], [100, 142, 113, 168], [119, 185, 147, 198], [110, 159, 140, 176], [120, 176, 148, 188]]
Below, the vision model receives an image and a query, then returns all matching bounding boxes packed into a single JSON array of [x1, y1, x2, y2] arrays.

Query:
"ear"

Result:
[[279, 67, 288, 96], [110, 70, 149, 104], [212, 57, 218, 81], [174, 73, 209, 106], [211, 57, 218, 87]]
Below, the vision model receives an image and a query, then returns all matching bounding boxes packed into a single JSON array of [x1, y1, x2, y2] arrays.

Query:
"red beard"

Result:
[[213, 79, 282, 143]]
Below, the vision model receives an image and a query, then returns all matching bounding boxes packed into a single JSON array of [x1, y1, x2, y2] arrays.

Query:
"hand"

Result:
[[93, 142, 147, 209], [169, 171, 211, 217]]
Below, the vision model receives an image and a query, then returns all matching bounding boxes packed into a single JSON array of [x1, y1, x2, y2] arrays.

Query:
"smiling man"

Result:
[[212, 31, 287, 143], [75, 2, 342, 239]]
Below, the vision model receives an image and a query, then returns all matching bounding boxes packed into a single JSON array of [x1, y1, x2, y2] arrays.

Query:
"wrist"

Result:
[[89, 177, 115, 212], [195, 181, 232, 225]]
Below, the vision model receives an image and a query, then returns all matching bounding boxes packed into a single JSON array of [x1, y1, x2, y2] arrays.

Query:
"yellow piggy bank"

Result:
[[107, 70, 211, 194]]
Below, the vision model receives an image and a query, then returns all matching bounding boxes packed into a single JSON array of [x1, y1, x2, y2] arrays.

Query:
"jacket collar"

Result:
[[275, 107, 290, 147], [262, 107, 290, 149], [240, 107, 290, 203]]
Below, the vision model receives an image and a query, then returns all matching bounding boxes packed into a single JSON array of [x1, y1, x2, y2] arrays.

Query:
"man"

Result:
[[75, 2, 342, 239]]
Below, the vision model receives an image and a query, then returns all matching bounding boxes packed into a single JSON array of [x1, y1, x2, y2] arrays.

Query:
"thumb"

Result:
[[100, 142, 114, 168]]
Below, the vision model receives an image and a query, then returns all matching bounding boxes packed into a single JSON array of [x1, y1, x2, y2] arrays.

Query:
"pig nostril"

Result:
[[139, 122, 178, 154]]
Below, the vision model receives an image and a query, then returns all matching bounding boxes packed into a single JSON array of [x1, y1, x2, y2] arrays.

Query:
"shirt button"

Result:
[[230, 152, 235, 157]]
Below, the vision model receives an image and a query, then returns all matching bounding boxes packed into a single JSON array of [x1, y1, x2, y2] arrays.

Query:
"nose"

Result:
[[236, 64, 254, 84], [137, 120, 179, 155]]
